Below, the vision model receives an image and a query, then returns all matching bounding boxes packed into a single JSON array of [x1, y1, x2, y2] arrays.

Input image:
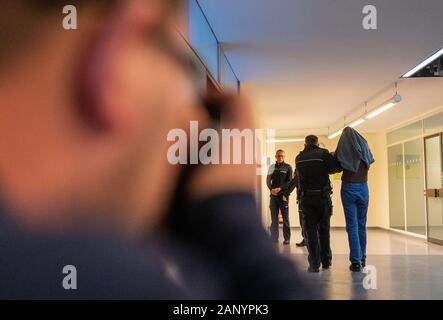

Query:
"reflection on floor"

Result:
[[402, 226, 427, 237], [390, 226, 443, 240], [278, 228, 443, 299], [428, 226, 443, 241]]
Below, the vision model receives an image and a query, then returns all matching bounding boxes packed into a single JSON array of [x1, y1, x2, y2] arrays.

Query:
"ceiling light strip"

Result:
[[266, 138, 305, 143]]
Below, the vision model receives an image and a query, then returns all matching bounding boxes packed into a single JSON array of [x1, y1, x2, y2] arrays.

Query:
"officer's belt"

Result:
[[303, 190, 322, 196]]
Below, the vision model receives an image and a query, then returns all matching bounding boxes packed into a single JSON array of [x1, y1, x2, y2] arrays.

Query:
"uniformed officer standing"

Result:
[[267, 149, 293, 245], [296, 135, 342, 272]]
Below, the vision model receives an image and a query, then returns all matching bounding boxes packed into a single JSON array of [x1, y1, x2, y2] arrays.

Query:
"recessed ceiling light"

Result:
[[402, 48, 443, 78]]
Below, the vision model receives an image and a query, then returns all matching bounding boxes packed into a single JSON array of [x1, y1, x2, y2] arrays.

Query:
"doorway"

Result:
[[424, 133, 443, 244]]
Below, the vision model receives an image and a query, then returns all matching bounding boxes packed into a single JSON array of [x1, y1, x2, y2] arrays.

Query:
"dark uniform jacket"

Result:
[[295, 145, 342, 194], [266, 162, 293, 197]]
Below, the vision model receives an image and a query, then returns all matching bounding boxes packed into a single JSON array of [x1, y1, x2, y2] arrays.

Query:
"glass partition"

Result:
[[222, 54, 239, 92], [424, 112, 443, 136], [188, 0, 219, 80], [387, 121, 423, 145], [404, 139, 426, 235], [425, 135, 443, 242], [388, 144, 406, 231], [387, 110, 443, 240]]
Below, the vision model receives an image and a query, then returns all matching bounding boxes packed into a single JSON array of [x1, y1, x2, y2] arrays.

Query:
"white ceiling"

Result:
[[198, 0, 443, 136]]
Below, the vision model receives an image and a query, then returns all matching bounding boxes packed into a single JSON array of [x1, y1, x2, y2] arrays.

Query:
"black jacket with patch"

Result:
[[266, 162, 293, 197], [296, 145, 342, 192]]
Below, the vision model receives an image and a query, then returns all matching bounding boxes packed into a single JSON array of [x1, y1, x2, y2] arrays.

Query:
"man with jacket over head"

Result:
[[335, 127, 375, 272]]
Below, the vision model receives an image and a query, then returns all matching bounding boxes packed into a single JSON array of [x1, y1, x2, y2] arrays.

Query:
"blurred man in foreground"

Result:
[[0, 0, 310, 299]]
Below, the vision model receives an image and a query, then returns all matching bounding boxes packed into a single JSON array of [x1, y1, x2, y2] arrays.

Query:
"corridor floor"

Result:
[[278, 228, 443, 299]]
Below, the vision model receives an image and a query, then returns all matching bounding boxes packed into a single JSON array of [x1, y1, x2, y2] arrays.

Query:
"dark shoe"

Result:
[[283, 240, 290, 245], [322, 263, 332, 270], [361, 260, 366, 268], [307, 266, 320, 273], [296, 240, 307, 247], [349, 262, 362, 272]]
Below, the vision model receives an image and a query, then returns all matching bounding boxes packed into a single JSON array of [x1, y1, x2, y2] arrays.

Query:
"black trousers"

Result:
[[297, 200, 306, 241], [300, 195, 332, 269], [270, 196, 291, 242]]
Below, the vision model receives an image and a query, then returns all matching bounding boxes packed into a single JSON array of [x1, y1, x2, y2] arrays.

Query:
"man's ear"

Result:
[[74, 0, 162, 133]]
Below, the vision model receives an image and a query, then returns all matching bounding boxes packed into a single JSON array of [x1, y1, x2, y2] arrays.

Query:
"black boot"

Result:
[[349, 262, 362, 272], [322, 262, 332, 270], [307, 266, 320, 273], [296, 239, 307, 247]]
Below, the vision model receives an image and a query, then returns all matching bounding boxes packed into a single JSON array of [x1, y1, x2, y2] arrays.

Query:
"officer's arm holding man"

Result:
[[283, 168, 298, 202], [323, 150, 343, 174]]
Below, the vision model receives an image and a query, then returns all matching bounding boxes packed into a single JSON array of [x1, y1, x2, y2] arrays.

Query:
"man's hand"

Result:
[[186, 93, 256, 201], [271, 188, 281, 196], [282, 195, 288, 202]]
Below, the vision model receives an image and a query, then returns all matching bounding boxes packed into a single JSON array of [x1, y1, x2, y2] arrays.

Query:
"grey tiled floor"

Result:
[[278, 228, 443, 299]]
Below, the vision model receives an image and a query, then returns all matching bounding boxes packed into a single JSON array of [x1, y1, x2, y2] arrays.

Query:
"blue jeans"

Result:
[[341, 182, 369, 263]]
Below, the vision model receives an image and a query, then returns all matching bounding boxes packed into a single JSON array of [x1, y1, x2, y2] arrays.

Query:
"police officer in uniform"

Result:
[[267, 149, 293, 245], [296, 135, 342, 272]]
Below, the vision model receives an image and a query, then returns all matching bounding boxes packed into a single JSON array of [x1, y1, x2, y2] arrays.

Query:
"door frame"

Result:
[[424, 133, 443, 245]]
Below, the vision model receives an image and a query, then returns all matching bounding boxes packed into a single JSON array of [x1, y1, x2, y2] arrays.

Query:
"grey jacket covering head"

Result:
[[336, 127, 375, 173]]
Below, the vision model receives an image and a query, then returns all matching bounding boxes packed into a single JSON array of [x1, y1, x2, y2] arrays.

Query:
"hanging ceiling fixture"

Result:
[[327, 130, 343, 140], [365, 94, 402, 119], [328, 83, 402, 139], [349, 118, 366, 128]]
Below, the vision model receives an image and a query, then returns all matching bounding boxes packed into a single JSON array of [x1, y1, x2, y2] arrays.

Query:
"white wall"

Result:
[[367, 132, 390, 229], [260, 132, 389, 228]]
